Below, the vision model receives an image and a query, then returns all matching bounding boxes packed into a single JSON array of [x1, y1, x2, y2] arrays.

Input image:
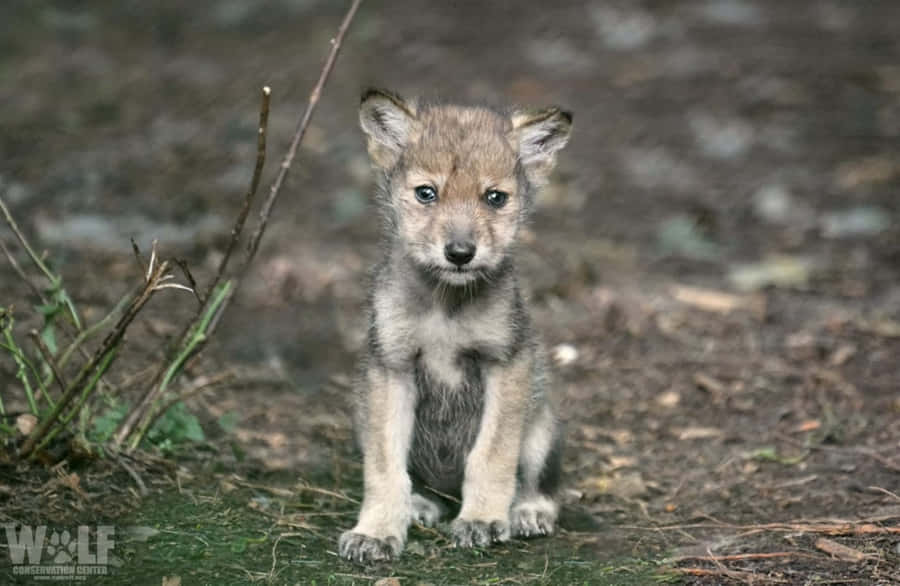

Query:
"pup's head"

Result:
[[360, 89, 572, 286]]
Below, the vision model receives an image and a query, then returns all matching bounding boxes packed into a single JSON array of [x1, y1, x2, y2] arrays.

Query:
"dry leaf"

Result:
[[162, 577, 182, 586], [677, 427, 723, 440], [373, 579, 402, 586], [656, 390, 681, 408], [671, 285, 762, 315], [59, 472, 84, 497], [582, 472, 648, 499], [562, 488, 584, 503], [729, 255, 812, 291], [579, 425, 634, 445], [834, 156, 900, 190], [859, 319, 900, 338], [829, 344, 856, 366], [608, 455, 637, 470], [793, 420, 821, 433], [16, 414, 37, 436], [693, 372, 726, 395]]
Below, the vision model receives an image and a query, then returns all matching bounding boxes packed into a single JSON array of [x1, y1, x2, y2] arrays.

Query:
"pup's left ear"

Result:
[[509, 107, 573, 185]]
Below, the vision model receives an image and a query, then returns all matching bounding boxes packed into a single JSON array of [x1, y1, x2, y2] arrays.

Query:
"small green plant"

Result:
[[1, 308, 47, 416], [89, 401, 130, 443], [1, 195, 209, 456], [2, 0, 360, 462], [146, 402, 205, 452]]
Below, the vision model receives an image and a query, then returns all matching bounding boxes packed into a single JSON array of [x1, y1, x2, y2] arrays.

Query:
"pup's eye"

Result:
[[414, 185, 437, 204], [484, 189, 508, 208]]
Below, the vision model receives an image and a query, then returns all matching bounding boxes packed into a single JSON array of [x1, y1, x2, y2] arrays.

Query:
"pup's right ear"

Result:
[[359, 88, 417, 169]]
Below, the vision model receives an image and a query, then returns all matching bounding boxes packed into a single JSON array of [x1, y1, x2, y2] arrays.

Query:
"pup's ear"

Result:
[[509, 107, 573, 185], [359, 88, 417, 169]]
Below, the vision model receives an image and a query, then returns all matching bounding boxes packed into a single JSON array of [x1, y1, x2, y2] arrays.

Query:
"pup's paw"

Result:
[[510, 496, 557, 538], [450, 518, 509, 548], [338, 531, 402, 564], [411, 493, 443, 528]]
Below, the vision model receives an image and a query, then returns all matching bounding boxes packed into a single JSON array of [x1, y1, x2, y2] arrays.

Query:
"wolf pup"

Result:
[[339, 89, 572, 563]]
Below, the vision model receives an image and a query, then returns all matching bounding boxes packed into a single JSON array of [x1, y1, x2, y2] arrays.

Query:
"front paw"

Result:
[[510, 498, 557, 538], [338, 531, 402, 563], [450, 518, 509, 548]]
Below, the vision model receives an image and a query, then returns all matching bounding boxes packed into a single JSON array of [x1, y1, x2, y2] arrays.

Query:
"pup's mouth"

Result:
[[436, 266, 479, 284]]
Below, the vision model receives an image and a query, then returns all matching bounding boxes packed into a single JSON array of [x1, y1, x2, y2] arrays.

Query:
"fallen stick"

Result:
[[671, 567, 789, 584], [814, 537, 871, 562], [624, 519, 900, 536], [667, 551, 819, 563]]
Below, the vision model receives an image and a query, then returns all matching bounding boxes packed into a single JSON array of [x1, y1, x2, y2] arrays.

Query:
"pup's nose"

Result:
[[444, 241, 476, 266]]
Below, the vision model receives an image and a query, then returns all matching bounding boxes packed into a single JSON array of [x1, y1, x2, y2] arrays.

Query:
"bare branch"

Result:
[[1, 196, 111, 391], [209, 0, 363, 336], [20, 260, 171, 457], [130, 237, 146, 278], [1, 239, 48, 305], [0, 195, 56, 286], [58, 289, 133, 371], [147, 239, 159, 283], [173, 258, 202, 305], [153, 283, 196, 294], [204, 85, 271, 306], [114, 0, 363, 448], [28, 329, 67, 399], [245, 0, 362, 266], [114, 454, 148, 497]]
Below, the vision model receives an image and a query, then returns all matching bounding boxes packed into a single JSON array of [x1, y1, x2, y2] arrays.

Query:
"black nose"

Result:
[[444, 241, 476, 266]]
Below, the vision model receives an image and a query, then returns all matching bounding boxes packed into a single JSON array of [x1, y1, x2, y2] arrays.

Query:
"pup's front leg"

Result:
[[339, 367, 416, 563], [452, 356, 531, 548]]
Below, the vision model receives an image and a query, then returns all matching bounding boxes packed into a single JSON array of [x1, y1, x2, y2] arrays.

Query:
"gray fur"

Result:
[[339, 90, 571, 563]]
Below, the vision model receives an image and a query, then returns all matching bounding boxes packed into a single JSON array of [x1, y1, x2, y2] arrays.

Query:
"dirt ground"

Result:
[[2, 1, 899, 584]]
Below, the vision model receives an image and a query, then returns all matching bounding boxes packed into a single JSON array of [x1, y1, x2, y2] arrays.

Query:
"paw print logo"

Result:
[[46, 530, 77, 564]]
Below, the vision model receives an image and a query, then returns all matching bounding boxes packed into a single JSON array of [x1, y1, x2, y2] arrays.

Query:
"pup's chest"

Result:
[[413, 311, 485, 389], [374, 289, 515, 386], [403, 308, 510, 388]]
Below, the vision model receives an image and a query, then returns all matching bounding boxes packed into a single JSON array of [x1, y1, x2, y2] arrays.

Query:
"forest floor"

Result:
[[1, 1, 899, 584]]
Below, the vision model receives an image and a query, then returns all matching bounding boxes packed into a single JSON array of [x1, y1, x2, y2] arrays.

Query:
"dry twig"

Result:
[[668, 551, 820, 563], [206, 86, 271, 306], [20, 259, 174, 457], [814, 537, 871, 562], [115, 454, 148, 497], [229, 475, 359, 504], [210, 0, 364, 335], [0, 239, 47, 304], [28, 329, 67, 398], [114, 0, 363, 449], [110, 87, 271, 448], [624, 517, 900, 536], [868, 485, 900, 503], [671, 567, 789, 584]]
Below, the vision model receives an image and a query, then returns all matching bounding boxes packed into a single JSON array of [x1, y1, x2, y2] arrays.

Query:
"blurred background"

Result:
[[1, 0, 899, 572], [3, 0, 897, 379]]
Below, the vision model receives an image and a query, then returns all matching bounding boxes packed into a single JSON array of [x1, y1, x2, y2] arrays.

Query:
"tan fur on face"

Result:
[[359, 90, 571, 284], [393, 106, 523, 277]]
